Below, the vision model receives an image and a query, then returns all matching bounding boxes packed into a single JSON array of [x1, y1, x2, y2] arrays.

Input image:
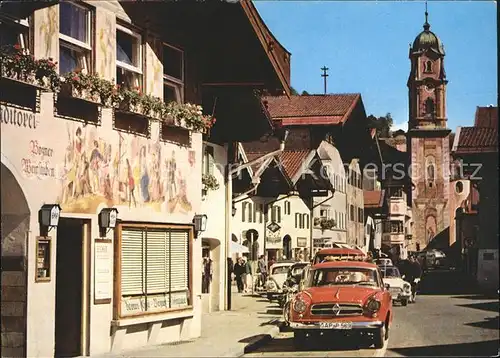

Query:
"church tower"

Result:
[[407, 7, 451, 251]]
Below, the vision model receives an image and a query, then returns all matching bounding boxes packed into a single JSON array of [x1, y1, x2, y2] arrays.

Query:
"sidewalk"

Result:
[[95, 286, 283, 358]]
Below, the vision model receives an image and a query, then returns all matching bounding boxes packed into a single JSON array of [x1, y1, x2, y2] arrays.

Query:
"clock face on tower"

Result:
[[424, 84, 435, 93]]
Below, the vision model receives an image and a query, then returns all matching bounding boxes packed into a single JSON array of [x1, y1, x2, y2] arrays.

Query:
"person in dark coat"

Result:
[[234, 258, 245, 293], [407, 256, 422, 302]]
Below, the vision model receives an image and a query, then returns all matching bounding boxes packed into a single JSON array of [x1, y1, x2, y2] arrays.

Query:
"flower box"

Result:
[[0, 63, 51, 90], [59, 82, 101, 104], [202, 173, 220, 192]]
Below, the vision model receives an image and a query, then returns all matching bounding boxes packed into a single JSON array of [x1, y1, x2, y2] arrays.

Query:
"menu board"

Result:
[[94, 239, 112, 304]]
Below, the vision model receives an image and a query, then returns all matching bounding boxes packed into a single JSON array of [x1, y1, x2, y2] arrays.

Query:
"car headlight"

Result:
[[293, 298, 307, 313], [266, 281, 276, 290], [365, 298, 381, 313]]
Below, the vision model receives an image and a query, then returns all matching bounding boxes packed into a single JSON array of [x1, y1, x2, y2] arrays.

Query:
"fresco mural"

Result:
[[39, 6, 58, 58], [98, 15, 115, 78], [57, 123, 195, 214]]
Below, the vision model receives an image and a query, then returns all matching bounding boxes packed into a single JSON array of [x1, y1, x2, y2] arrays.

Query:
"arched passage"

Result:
[[201, 237, 221, 312], [1, 162, 30, 357]]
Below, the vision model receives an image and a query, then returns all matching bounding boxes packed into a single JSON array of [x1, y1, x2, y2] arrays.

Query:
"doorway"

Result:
[[55, 218, 89, 357]]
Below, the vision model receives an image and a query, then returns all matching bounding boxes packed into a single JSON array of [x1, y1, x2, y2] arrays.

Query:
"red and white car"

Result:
[[289, 260, 393, 349]]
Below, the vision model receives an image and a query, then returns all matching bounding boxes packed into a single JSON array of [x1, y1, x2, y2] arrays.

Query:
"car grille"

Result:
[[389, 287, 402, 294], [310, 303, 363, 316]]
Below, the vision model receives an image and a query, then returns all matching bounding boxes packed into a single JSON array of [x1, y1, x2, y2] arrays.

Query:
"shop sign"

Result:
[[171, 291, 189, 308], [121, 294, 170, 315], [297, 237, 308, 247], [267, 222, 281, 233], [94, 239, 112, 303]]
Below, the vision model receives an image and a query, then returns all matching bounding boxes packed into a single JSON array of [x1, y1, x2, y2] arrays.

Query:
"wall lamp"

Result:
[[38, 204, 61, 236], [193, 214, 208, 237], [98, 208, 119, 237], [232, 205, 237, 217]]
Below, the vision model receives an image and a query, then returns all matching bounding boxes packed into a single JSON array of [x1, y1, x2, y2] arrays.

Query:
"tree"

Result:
[[301, 90, 310, 95], [368, 113, 393, 138], [291, 87, 299, 95]]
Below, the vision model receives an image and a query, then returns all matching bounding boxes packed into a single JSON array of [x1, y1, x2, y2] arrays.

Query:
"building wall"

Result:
[[199, 142, 227, 313], [409, 135, 450, 251], [313, 141, 348, 252], [346, 159, 364, 248], [448, 179, 471, 248], [1, 2, 204, 356]]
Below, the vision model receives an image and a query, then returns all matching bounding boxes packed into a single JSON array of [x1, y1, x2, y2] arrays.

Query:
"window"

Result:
[[295, 213, 300, 228], [350, 205, 355, 221], [203, 146, 214, 176], [59, 2, 91, 74], [425, 60, 432, 73], [0, 16, 29, 49], [248, 203, 253, 222], [117, 224, 192, 318], [383, 220, 404, 234], [390, 188, 403, 198], [271, 206, 281, 223], [258, 204, 264, 223], [116, 24, 142, 89], [358, 208, 364, 223], [163, 43, 184, 103], [284, 201, 291, 215], [302, 214, 309, 229], [425, 98, 435, 115], [242, 202, 247, 222]]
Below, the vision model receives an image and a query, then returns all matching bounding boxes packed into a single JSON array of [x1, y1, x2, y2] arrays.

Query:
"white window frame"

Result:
[[1, 15, 30, 50], [59, 2, 92, 74], [116, 23, 143, 75], [163, 42, 184, 103]]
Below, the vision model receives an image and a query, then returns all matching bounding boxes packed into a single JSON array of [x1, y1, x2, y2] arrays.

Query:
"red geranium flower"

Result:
[[13, 44, 21, 50]]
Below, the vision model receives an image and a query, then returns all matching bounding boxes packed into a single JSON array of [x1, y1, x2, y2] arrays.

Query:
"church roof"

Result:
[[453, 127, 498, 154], [411, 13, 445, 56], [474, 106, 498, 128]]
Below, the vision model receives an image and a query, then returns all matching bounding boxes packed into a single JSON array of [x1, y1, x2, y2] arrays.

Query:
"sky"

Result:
[[254, 1, 497, 132]]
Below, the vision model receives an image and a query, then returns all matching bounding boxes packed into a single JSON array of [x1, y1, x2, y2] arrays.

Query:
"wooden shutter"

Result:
[[146, 229, 169, 294], [170, 229, 189, 292], [121, 227, 145, 295]]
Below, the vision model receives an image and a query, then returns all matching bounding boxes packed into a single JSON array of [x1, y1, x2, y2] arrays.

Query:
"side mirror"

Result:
[[402, 275, 406, 279], [384, 283, 390, 290]]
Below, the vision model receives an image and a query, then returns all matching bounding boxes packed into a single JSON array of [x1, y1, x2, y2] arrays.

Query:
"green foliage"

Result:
[[368, 112, 394, 138], [290, 87, 299, 95], [202, 173, 219, 192], [301, 90, 310, 95]]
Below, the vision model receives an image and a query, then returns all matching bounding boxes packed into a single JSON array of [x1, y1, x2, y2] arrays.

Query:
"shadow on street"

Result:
[[387, 339, 499, 357], [457, 301, 499, 313], [465, 316, 500, 330], [418, 270, 479, 296]]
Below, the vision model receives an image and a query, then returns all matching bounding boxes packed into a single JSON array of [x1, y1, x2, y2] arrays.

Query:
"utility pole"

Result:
[[321, 66, 329, 94]]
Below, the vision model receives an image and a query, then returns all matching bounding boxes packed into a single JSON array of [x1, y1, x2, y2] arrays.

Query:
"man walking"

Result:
[[243, 257, 253, 293], [408, 255, 422, 303], [257, 255, 268, 289]]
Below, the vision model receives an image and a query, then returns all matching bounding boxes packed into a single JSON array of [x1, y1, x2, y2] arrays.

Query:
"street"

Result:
[[244, 270, 499, 357]]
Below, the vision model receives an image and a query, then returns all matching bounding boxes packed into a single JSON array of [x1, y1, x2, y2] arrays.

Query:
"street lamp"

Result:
[[98, 208, 119, 236], [193, 214, 208, 237], [38, 204, 61, 236]]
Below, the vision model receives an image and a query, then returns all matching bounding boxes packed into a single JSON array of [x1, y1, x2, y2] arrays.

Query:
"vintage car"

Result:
[[288, 260, 393, 349], [265, 261, 295, 301], [374, 258, 393, 267], [379, 266, 412, 306]]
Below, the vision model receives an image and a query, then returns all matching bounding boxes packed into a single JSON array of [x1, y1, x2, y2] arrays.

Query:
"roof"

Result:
[[411, 20, 445, 56], [315, 248, 366, 256], [453, 126, 498, 154], [262, 94, 360, 125], [364, 190, 385, 208], [277, 150, 312, 180], [474, 106, 498, 128], [240, 0, 291, 96], [311, 261, 378, 270]]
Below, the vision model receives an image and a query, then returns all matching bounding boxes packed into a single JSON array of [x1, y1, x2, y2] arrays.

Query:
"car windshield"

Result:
[[380, 267, 401, 278], [314, 254, 364, 264], [291, 265, 306, 276], [310, 267, 379, 287], [272, 266, 291, 275]]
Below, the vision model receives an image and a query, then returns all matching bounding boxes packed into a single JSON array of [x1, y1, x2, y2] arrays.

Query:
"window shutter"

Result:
[[146, 229, 169, 294], [121, 227, 145, 295], [295, 213, 299, 228], [170, 230, 189, 292], [248, 203, 253, 222], [305, 214, 309, 229], [271, 206, 276, 222], [277, 207, 281, 223], [259, 204, 263, 223], [242, 202, 246, 222]]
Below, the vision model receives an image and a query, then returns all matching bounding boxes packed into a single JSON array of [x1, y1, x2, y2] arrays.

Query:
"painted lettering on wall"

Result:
[[0, 105, 39, 129], [21, 140, 56, 178]]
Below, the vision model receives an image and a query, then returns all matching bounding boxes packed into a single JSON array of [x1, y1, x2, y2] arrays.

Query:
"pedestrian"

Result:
[[234, 258, 245, 293], [408, 255, 422, 302], [257, 255, 268, 289], [244, 257, 253, 293]]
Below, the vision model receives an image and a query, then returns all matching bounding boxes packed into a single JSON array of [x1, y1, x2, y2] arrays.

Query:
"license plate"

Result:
[[319, 321, 353, 330]]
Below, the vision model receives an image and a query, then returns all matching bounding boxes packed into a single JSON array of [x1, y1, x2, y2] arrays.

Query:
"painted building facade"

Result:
[[346, 159, 365, 249]]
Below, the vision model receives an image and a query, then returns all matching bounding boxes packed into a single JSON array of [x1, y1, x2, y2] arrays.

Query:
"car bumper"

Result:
[[392, 292, 411, 300], [290, 321, 384, 330]]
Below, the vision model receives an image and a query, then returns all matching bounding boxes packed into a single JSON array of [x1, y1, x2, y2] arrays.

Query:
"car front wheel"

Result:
[[401, 298, 408, 306]]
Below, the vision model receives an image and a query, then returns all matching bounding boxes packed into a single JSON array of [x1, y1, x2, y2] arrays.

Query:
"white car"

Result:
[[380, 266, 412, 306], [375, 258, 393, 267], [265, 262, 294, 301]]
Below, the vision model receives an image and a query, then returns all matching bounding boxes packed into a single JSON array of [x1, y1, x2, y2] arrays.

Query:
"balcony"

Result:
[[382, 232, 405, 244]]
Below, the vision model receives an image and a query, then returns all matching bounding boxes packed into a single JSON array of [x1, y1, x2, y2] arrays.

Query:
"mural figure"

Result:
[[58, 123, 194, 214], [425, 215, 437, 244], [99, 16, 115, 76], [39, 7, 57, 58]]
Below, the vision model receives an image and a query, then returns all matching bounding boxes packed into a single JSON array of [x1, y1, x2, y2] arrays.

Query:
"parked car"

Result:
[[312, 248, 366, 265], [288, 260, 393, 349], [425, 249, 447, 269], [379, 266, 412, 306], [278, 262, 308, 307], [265, 261, 295, 301]]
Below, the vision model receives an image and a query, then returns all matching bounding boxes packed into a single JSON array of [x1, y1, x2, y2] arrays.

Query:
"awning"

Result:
[[231, 241, 249, 255]]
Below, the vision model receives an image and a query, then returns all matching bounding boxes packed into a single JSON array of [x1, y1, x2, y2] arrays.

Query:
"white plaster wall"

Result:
[[200, 142, 227, 312], [2, 3, 204, 356]]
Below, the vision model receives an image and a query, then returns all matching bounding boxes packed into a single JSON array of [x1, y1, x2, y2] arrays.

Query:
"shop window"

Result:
[[163, 43, 184, 103], [116, 24, 142, 90], [59, 2, 92, 74], [116, 224, 192, 318]]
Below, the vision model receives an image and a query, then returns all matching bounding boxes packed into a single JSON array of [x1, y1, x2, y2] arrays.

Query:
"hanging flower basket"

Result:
[[202, 173, 219, 193], [164, 101, 216, 133], [314, 218, 336, 231]]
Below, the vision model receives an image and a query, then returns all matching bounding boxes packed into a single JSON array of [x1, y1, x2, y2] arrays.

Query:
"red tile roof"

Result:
[[262, 94, 360, 125], [474, 106, 498, 128], [364, 190, 385, 208], [277, 150, 311, 179], [454, 127, 498, 154]]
